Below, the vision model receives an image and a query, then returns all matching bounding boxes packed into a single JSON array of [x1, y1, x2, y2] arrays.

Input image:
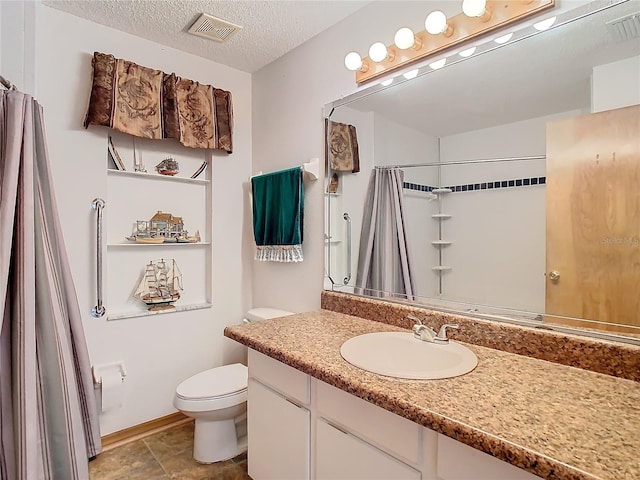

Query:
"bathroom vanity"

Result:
[[224, 302, 640, 480]]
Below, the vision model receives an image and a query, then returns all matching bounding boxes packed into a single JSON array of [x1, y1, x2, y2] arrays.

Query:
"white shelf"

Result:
[[107, 242, 211, 248], [431, 240, 452, 246], [431, 214, 452, 219], [432, 266, 452, 271], [107, 302, 212, 321], [107, 168, 209, 185], [431, 188, 452, 194]]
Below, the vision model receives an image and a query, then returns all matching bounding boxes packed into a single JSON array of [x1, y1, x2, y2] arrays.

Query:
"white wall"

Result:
[[25, 5, 252, 435], [251, 1, 442, 312], [592, 55, 640, 113], [0, 0, 36, 92]]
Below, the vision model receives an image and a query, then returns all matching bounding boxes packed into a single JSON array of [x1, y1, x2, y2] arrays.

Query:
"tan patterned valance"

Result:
[[84, 52, 233, 153]]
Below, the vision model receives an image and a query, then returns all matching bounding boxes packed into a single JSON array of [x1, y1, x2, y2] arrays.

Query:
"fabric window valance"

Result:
[[84, 52, 233, 153]]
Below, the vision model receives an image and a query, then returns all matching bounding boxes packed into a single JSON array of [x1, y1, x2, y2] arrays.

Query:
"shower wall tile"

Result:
[[403, 177, 546, 193]]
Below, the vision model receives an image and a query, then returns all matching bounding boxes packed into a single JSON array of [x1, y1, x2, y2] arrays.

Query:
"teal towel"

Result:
[[251, 166, 304, 262]]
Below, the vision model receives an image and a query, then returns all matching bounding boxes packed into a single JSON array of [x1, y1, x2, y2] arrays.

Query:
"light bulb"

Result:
[[462, 0, 487, 17], [403, 69, 419, 80], [425, 11, 448, 35], [429, 58, 447, 70], [380, 78, 394, 86], [394, 27, 416, 50], [369, 42, 389, 63], [344, 52, 363, 71], [494, 32, 514, 44], [459, 47, 476, 57], [534, 16, 556, 31]]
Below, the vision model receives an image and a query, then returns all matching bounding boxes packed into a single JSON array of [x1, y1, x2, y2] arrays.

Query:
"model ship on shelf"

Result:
[[125, 211, 201, 244], [156, 156, 179, 176], [134, 259, 183, 311]]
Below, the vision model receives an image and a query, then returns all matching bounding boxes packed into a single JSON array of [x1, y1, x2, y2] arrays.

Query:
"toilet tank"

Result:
[[243, 307, 295, 323]]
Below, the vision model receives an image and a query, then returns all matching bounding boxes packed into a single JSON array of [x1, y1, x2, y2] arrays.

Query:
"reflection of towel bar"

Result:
[[249, 157, 319, 182], [343, 212, 352, 285], [91, 198, 106, 318]]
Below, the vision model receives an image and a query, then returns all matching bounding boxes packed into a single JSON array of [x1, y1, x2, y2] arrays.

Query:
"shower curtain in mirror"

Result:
[[0, 89, 101, 479], [355, 167, 415, 301]]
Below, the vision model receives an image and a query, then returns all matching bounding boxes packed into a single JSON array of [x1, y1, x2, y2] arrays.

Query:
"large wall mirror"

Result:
[[324, 0, 640, 344]]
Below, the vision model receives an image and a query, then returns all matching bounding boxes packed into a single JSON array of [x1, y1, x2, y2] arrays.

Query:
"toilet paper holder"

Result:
[[92, 362, 127, 386]]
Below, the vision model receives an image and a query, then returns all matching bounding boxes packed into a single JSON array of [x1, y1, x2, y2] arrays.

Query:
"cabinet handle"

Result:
[[325, 420, 349, 435], [91, 198, 106, 318], [284, 397, 304, 409]]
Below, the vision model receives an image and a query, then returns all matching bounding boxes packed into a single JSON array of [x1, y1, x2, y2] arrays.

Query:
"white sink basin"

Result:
[[340, 332, 478, 380]]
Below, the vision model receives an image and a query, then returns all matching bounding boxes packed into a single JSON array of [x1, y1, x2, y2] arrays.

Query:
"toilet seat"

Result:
[[174, 364, 248, 412]]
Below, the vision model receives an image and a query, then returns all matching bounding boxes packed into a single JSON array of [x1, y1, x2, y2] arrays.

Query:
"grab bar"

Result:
[[91, 198, 106, 318], [343, 212, 351, 284]]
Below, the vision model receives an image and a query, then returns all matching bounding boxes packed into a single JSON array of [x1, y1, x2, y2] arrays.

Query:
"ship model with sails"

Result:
[[134, 259, 183, 311]]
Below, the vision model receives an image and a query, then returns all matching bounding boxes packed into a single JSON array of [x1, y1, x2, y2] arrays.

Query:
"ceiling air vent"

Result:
[[606, 12, 640, 42], [188, 14, 242, 43]]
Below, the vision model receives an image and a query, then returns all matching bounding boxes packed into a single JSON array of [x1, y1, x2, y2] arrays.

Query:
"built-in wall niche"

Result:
[[105, 131, 212, 320]]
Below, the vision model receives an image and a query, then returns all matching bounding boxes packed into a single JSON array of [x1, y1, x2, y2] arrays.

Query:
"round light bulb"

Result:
[[394, 27, 415, 50], [344, 52, 363, 71], [534, 16, 556, 31], [459, 46, 476, 57], [494, 32, 514, 44], [429, 58, 447, 70], [463, 0, 487, 17], [425, 11, 448, 35], [369, 42, 389, 62], [403, 69, 419, 80]]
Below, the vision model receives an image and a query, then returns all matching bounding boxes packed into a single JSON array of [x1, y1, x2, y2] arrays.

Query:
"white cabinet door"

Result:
[[248, 378, 310, 480], [316, 419, 421, 480]]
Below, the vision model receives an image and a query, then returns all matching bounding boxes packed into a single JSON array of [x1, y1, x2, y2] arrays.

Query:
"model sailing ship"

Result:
[[134, 259, 183, 311], [156, 156, 179, 176]]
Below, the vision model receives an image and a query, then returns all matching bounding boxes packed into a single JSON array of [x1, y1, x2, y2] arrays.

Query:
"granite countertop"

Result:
[[224, 310, 640, 480]]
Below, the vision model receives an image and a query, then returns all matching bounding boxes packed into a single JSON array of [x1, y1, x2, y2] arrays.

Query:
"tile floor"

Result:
[[89, 421, 250, 480]]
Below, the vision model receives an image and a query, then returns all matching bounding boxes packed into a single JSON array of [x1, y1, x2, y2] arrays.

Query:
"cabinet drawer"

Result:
[[437, 434, 541, 480], [316, 419, 421, 480], [248, 349, 310, 405], [315, 379, 421, 464]]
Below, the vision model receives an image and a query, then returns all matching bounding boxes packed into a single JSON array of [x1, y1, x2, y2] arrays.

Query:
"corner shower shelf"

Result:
[[431, 214, 452, 219], [431, 188, 452, 194], [431, 240, 452, 246], [432, 266, 452, 271]]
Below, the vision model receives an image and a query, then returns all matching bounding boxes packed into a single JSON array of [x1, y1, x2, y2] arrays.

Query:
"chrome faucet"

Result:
[[408, 315, 459, 344]]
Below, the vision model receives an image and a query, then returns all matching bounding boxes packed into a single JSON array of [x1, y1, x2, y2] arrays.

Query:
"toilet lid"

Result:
[[176, 363, 248, 400]]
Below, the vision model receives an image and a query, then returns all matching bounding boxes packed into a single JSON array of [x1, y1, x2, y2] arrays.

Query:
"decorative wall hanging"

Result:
[[325, 119, 360, 173], [84, 52, 233, 153]]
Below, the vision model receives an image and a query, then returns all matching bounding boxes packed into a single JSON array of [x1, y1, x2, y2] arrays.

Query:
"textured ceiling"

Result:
[[43, 0, 370, 73]]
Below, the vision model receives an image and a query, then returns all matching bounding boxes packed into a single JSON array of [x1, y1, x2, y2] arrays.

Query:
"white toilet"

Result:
[[173, 307, 294, 463]]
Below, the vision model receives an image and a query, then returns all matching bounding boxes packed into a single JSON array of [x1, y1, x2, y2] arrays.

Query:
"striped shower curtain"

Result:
[[0, 90, 101, 479], [355, 167, 415, 301]]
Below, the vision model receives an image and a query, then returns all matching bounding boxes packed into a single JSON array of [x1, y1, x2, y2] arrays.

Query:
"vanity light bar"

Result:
[[352, 0, 555, 85]]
